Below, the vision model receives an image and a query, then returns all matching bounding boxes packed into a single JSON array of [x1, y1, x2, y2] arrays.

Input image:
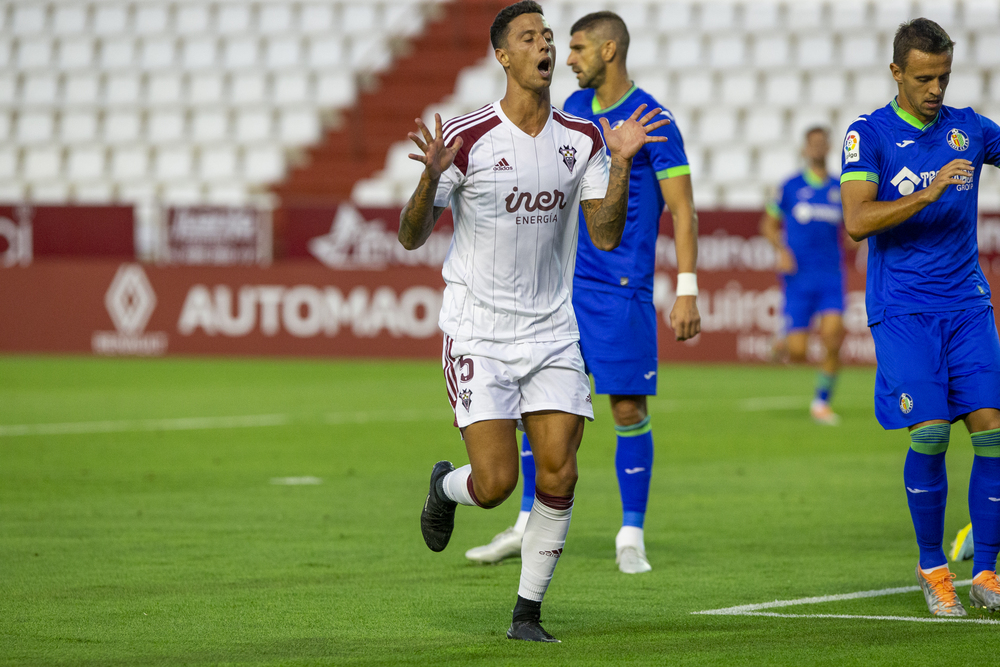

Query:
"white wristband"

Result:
[[676, 272, 698, 297]]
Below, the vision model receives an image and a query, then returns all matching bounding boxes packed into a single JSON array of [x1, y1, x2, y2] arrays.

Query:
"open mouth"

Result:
[[537, 57, 552, 76]]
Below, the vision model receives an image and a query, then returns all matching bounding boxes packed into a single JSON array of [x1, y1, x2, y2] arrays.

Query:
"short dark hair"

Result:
[[570, 11, 630, 60], [893, 18, 954, 70], [490, 1, 544, 50], [805, 126, 829, 139]]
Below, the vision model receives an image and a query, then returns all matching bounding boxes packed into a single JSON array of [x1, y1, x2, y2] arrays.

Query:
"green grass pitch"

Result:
[[1, 356, 998, 666]]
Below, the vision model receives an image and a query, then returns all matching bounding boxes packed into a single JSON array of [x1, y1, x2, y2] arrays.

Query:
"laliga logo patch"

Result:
[[899, 393, 914, 414], [844, 131, 860, 163], [459, 388, 473, 411], [558, 145, 577, 173], [947, 128, 970, 151]]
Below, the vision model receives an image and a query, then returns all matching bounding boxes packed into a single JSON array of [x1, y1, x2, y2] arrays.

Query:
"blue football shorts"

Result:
[[573, 283, 658, 396], [782, 272, 845, 331], [870, 305, 1000, 430]]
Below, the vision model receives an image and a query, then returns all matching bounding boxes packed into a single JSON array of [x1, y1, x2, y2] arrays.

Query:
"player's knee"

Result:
[[787, 347, 808, 363], [611, 398, 647, 426], [475, 470, 518, 508], [536, 466, 578, 497]]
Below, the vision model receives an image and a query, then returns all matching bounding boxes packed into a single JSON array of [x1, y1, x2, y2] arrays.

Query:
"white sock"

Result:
[[920, 564, 949, 575], [441, 465, 478, 506], [513, 510, 531, 534], [518, 494, 573, 602], [616, 525, 646, 554]]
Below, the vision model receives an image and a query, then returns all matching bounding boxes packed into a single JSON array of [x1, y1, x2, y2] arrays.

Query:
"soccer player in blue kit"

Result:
[[841, 18, 1000, 616], [465, 11, 700, 574], [760, 127, 847, 426]]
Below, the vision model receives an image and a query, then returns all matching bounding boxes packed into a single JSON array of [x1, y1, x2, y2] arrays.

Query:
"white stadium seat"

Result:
[[93, 5, 129, 36], [135, 5, 170, 35], [840, 35, 879, 69], [176, 5, 211, 35], [852, 70, 896, 107], [723, 183, 767, 209], [916, 0, 958, 28], [785, 2, 823, 30], [224, 37, 260, 70], [946, 72, 985, 109], [31, 181, 72, 203], [147, 73, 184, 106], [111, 146, 150, 181], [192, 110, 229, 142], [963, 0, 1000, 28], [628, 35, 661, 69], [676, 72, 714, 106], [975, 34, 1000, 67], [231, 73, 268, 105], [758, 147, 799, 183], [709, 35, 746, 70], [235, 109, 273, 143], [217, 5, 253, 35], [696, 108, 739, 146], [298, 5, 336, 34], [789, 109, 833, 137], [161, 182, 204, 205], [99, 38, 135, 71], [105, 73, 142, 106], [830, 0, 869, 30], [102, 110, 142, 144], [743, 0, 779, 31], [763, 72, 802, 106], [200, 146, 238, 180], [189, 73, 225, 105], [273, 73, 312, 105], [308, 37, 345, 68], [315, 72, 357, 108], [17, 37, 54, 70], [0, 39, 10, 70], [154, 146, 194, 181], [807, 72, 848, 107], [67, 146, 107, 180], [719, 71, 757, 106], [277, 108, 320, 145], [698, 1, 736, 32], [16, 111, 55, 144], [665, 35, 703, 69], [63, 73, 100, 106], [148, 111, 186, 144], [0, 148, 19, 180], [12, 4, 47, 35], [342, 5, 379, 34], [265, 37, 302, 70], [22, 74, 59, 107], [873, 0, 911, 30], [752, 35, 790, 68], [258, 4, 296, 34], [743, 108, 786, 145], [243, 145, 285, 182], [74, 181, 116, 203], [709, 146, 751, 182], [796, 34, 834, 70], [0, 112, 10, 142], [140, 37, 176, 70], [57, 37, 96, 71], [60, 110, 99, 144], [24, 146, 63, 180], [52, 5, 88, 36], [182, 38, 219, 71]]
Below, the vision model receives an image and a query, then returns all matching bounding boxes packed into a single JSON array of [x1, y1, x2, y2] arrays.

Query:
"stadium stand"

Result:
[[1, 0, 998, 216]]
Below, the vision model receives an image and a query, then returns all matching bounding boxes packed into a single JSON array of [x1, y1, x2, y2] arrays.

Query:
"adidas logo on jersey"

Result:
[[493, 158, 513, 171]]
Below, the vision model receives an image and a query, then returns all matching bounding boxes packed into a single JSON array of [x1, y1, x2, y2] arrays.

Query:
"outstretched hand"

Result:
[[600, 104, 670, 161], [407, 113, 463, 181]]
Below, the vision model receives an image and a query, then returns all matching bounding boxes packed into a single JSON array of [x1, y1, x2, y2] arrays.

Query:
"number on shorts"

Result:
[[459, 356, 474, 382]]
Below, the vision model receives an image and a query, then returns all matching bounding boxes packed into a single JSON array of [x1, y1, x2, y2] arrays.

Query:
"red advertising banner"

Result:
[[0, 205, 134, 265], [164, 207, 271, 265], [2, 208, 999, 360]]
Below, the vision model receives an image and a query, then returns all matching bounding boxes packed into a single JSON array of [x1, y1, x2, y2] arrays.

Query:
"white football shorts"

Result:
[[442, 334, 594, 429]]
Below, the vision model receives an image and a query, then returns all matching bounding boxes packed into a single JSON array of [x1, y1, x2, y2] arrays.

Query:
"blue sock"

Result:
[[905, 423, 951, 570], [615, 416, 654, 529], [970, 428, 1000, 576], [519, 432, 535, 513], [815, 372, 837, 403]]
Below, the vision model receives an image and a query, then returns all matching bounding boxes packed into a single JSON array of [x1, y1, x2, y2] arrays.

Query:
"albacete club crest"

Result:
[[559, 145, 577, 173], [459, 389, 473, 411]]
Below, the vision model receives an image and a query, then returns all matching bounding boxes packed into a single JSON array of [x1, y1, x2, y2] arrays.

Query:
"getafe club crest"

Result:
[[559, 145, 577, 173], [459, 389, 473, 411], [899, 393, 914, 414], [947, 128, 970, 151]]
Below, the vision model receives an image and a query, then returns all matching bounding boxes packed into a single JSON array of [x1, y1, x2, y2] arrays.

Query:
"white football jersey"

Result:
[[434, 101, 610, 343]]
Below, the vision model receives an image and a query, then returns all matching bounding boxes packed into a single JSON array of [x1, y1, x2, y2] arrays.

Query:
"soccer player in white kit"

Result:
[[398, 1, 668, 643]]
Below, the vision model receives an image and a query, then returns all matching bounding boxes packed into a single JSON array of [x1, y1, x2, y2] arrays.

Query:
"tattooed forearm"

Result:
[[582, 156, 632, 251], [398, 173, 440, 250]]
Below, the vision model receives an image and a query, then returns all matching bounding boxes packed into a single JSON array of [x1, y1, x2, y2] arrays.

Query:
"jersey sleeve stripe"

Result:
[[656, 165, 691, 180], [841, 171, 879, 184], [449, 115, 503, 175], [552, 109, 605, 160], [765, 201, 783, 219]]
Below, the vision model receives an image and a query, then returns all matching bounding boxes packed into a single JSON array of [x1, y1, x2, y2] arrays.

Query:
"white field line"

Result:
[[649, 396, 809, 413], [692, 579, 1000, 625], [0, 414, 290, 437]]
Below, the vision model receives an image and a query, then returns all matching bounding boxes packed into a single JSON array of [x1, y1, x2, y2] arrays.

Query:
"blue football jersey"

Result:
[[766, 169, 844, 277], [562, 85, 689, 295], [841, 99, 1000, 325]]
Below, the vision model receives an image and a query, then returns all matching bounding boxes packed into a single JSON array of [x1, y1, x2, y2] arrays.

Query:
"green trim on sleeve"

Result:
[[841, 171, 880, 184], [656, 165, 691, 180], [765, 201, 783, 219], [592, 83, 639, 114]]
